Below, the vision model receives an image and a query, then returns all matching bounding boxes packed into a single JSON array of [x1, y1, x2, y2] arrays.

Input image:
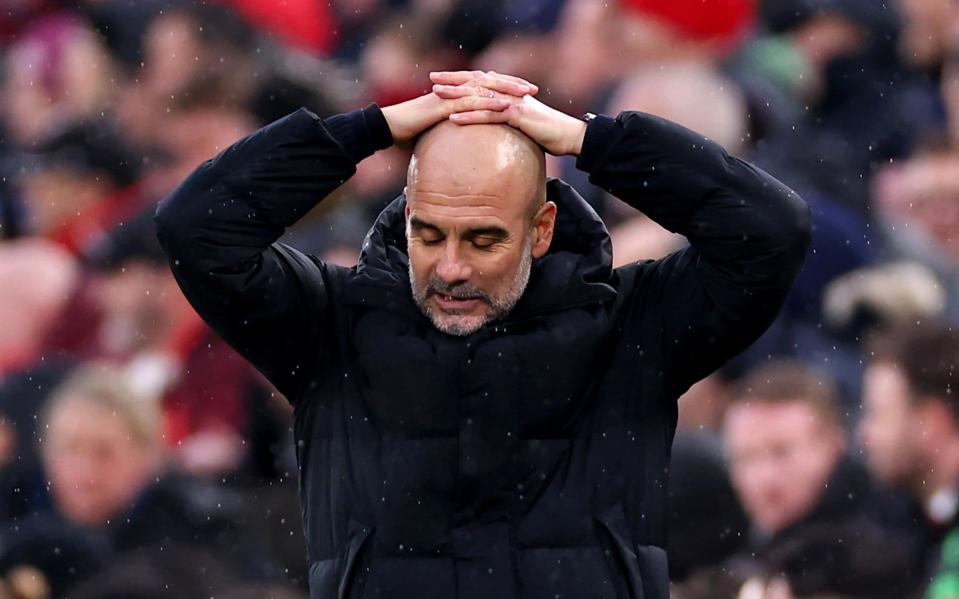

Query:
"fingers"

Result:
[[429, 70, 478, 85], [448, 95, 511, 115], [430, 70, 539, 95], [432, 84, 488, 100], [474, 73, 536, 96], [448, 109, 512, 125], [484, 71, 540, 93], [431, 79, 528, 101], [476, 76, 532, 97], [433, 84, 514, 102]]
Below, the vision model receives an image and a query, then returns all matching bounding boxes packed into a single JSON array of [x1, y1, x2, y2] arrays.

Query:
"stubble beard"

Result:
[[409, 237, 533, 336]]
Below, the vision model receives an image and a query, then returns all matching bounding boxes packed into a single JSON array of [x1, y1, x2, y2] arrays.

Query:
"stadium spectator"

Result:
[[724, 360, 923, 595]]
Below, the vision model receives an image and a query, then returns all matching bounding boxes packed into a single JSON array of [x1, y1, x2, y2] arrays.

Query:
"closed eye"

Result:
[[472, 238, 499, 249]]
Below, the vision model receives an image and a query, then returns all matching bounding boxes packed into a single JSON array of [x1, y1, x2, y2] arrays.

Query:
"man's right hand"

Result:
[[380, 71, 539, 143]]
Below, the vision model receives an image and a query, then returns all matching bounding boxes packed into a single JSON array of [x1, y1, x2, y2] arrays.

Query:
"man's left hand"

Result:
[[430, 70, 588, 157]]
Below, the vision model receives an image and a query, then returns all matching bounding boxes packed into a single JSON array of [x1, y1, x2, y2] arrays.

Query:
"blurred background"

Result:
[[1, 0, 959, 597]]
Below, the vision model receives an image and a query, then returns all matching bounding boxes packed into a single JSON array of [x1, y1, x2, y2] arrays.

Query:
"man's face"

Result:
[[857, 362, 922, 488], [406, 191, 535, 336], [404, 122, 553, 336], [41, 396, 156, 526], [724, 399, 844, 534]]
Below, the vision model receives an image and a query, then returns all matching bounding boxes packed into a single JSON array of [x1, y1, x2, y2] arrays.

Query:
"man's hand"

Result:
[[430, 71, 588, 157], [380, 71, 538, 144]]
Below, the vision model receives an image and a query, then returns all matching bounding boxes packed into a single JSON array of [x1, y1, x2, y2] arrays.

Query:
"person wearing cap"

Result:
[[155, 70, 810, 598]]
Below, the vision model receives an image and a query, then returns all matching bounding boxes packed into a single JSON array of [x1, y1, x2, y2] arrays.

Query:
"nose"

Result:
[[435, 242, 472, 284]]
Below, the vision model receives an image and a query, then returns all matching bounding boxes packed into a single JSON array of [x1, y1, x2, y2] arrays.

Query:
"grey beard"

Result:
[[409, 238, 533, 336]]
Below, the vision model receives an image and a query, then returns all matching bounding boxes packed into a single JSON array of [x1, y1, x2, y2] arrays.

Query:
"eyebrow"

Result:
[[409, 217, 443, 235], [409, 217, 509, 240]]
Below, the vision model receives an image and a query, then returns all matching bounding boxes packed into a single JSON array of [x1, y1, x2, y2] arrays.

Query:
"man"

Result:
[[858, 324, 959, 598], [0, 362, 279, 596], [724, 361, 850, 540], [154, 70, 810, 598], [723, 360, 921, 595]]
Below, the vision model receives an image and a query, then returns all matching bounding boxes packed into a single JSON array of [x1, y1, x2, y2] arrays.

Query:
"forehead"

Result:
[[48, 396, 125, 438], [725, 400, 823, 440], [406, 187, 526, 230]]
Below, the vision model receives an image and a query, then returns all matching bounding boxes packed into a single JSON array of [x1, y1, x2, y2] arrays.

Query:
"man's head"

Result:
[[405, 120, 556, 336], [40, 363, 162, 526], [723, 361, 846, 534], [858, 324, 959, 492]]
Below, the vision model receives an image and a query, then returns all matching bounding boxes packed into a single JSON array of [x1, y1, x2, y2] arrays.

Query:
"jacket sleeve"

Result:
[[154, 105, 393, 402], [576, 111, 812, 397]]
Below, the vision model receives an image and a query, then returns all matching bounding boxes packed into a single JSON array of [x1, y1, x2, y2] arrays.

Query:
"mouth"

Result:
[[430, 292, 483, 312]]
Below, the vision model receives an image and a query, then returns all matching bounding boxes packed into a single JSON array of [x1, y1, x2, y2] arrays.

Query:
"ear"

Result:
[[531, 201, 557, 259]]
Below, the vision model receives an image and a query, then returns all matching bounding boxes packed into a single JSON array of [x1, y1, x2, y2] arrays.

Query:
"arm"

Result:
[[154, 79, 537, 403], [577, 111, 811, 396], [433, 73, 810, 395], [153, 106, 392, 402]]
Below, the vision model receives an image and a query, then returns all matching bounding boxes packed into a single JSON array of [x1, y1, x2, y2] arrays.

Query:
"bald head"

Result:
[[403, 120, 557, 337], [408, 120, 546, 218]]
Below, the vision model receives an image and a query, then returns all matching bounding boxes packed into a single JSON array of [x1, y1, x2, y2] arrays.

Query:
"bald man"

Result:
[[404, 120, 552, 336], [156, 71, 810, 599]]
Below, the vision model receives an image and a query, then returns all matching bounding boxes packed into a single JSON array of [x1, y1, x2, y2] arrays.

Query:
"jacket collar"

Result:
[[341, 178, 617, 320]]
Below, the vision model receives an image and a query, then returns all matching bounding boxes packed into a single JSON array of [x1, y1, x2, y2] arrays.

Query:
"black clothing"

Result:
[[761, 457, 926, 598], [666, 432, 749, 581], [2, 470, 274, 596], [155, 104, 810, 598], [105, 471, 262, 567]]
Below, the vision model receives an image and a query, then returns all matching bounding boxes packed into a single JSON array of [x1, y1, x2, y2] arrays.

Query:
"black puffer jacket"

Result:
[[155, 105, 810, 599]]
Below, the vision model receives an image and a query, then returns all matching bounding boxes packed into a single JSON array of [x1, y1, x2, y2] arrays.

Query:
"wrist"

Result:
[[574, 113, 619, 173], [382, 94, 442, 144], [566, 119, 588, 157], [322, 104, 392, 163], [380, 103, 403, 143]]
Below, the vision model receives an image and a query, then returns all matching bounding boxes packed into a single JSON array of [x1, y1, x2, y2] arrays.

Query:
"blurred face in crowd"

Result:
[[0, 238, 77, 372], [3, 20, 114, 146], [857, 360, 959, 495], [874, 151, 959, 259], [21, 166, 113, 234], [405, 121, 555, 336], [896, 0, 956, 68], [724, 398, 845, 533], [93, 262, 175, 357], [41, 395, 158, 526], [857, 362, 921, 487], [142, 12, 203, 98]]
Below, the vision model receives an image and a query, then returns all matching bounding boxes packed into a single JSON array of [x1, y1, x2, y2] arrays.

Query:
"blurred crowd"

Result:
[[1, 0, 959, 597]]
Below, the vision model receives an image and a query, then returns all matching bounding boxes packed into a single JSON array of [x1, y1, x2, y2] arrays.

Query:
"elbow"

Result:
[[783, 188, 813, 253], [766, 187, 813, 276], [153, 193, 173, 239], [153, 160, 217, 257], [153, 190, 186, 259]]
